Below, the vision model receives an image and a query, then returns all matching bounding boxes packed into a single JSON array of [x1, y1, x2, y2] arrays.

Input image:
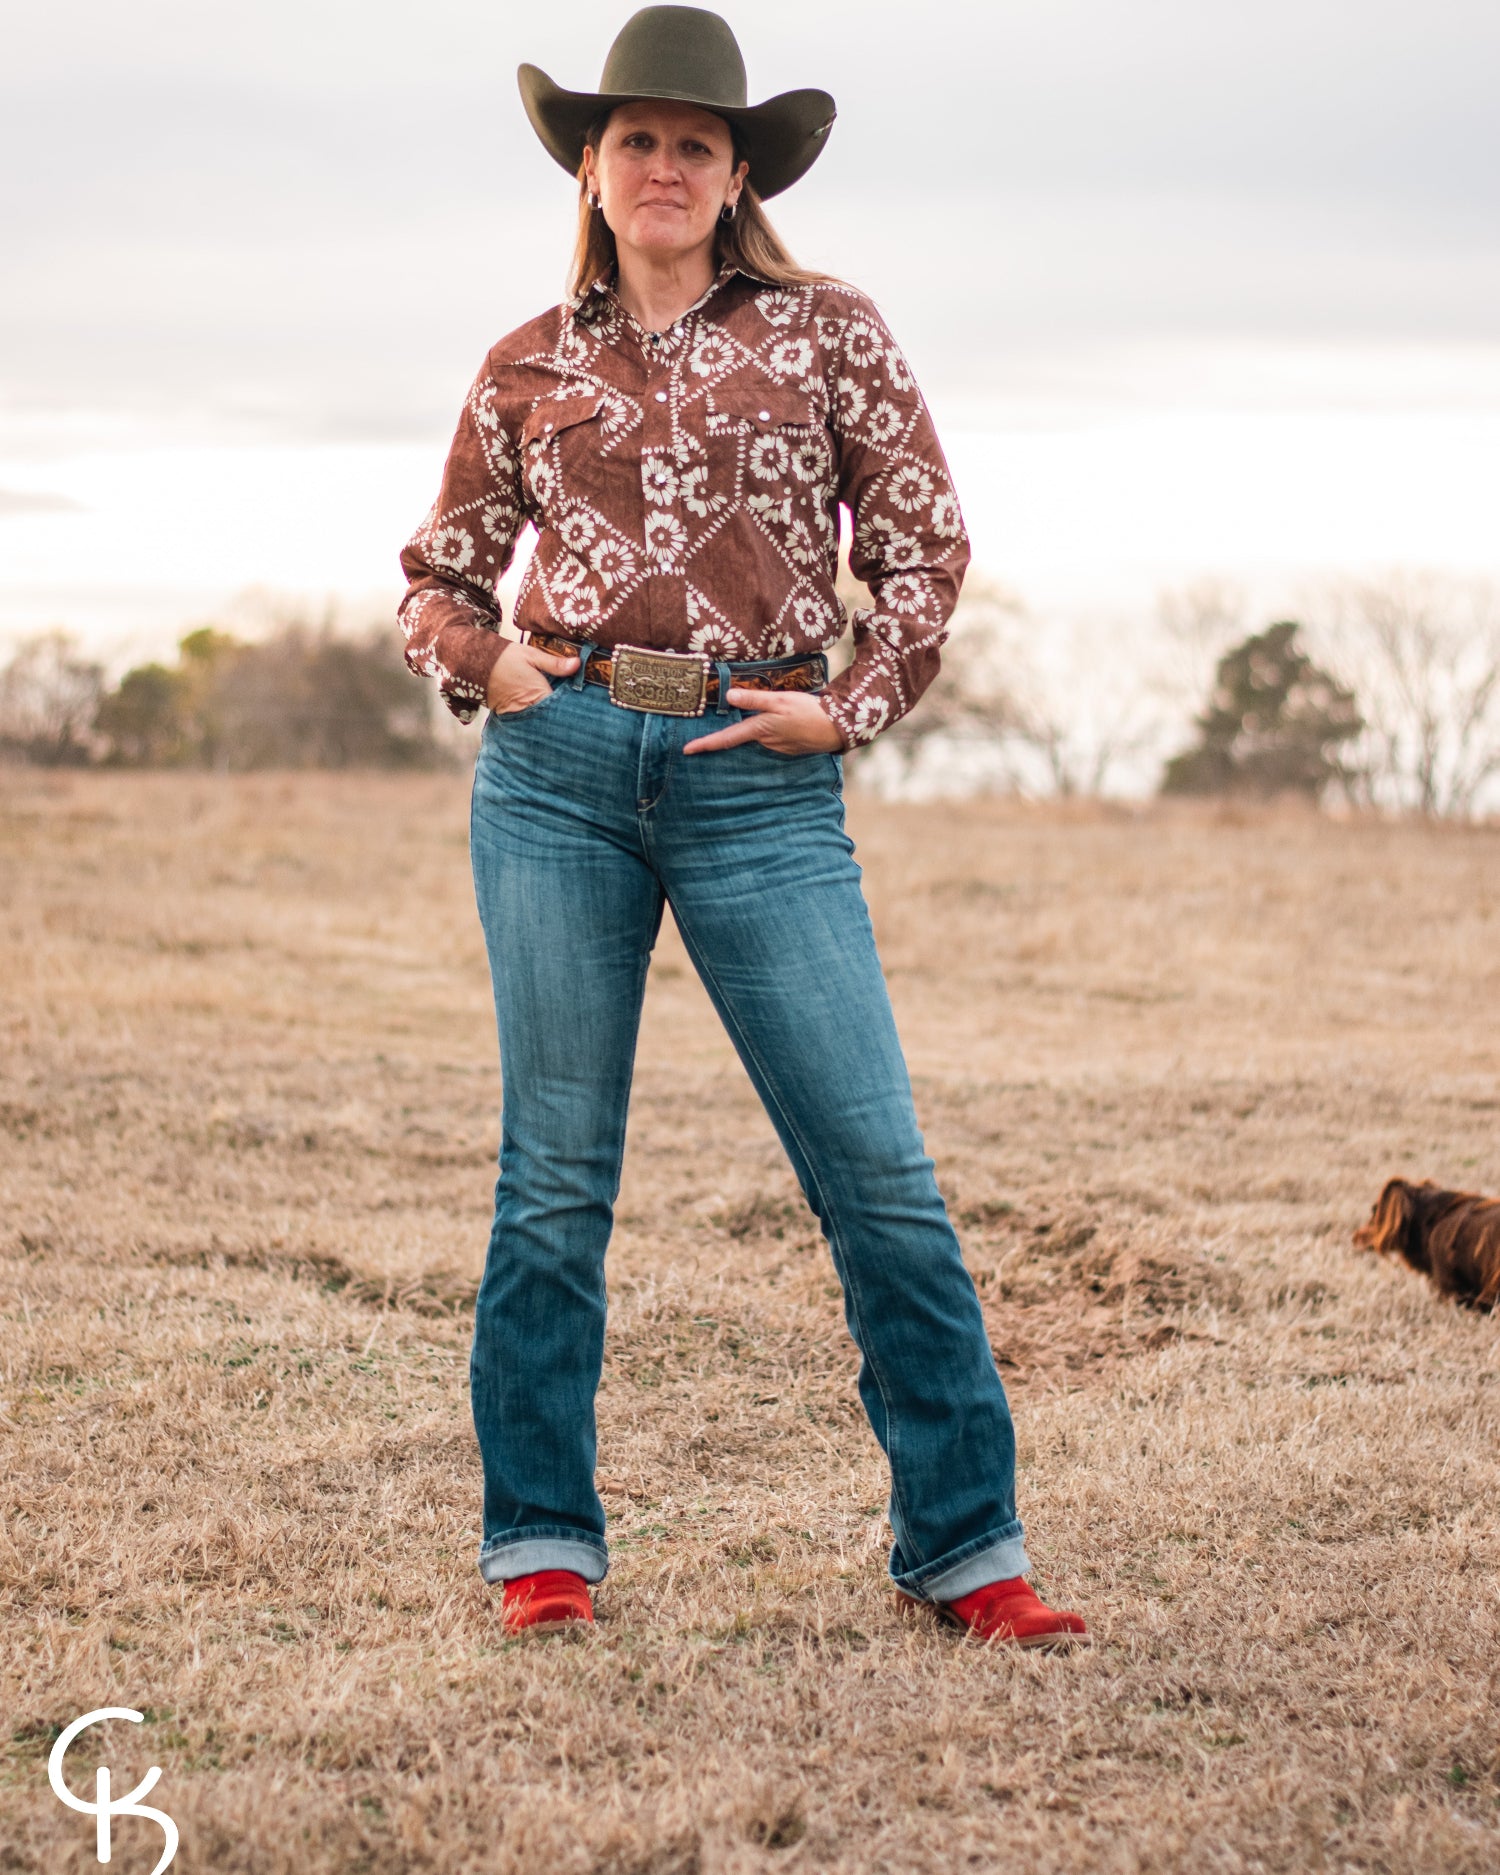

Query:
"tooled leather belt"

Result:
[[526, 629, 826, 719]]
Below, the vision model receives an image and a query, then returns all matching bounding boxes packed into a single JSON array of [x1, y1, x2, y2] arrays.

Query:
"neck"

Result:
[[613, 241, 720, 334]]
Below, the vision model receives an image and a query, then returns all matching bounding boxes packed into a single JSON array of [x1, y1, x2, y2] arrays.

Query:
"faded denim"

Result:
[[468, 663, 1029, 1600]]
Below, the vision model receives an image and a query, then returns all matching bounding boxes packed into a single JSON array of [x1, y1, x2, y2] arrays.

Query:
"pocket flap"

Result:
[[707, 382, 819, 429], [522, 395, 604, 444]]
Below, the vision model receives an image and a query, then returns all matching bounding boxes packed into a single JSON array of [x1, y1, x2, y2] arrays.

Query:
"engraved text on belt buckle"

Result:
[[607, 645, 710, 716]]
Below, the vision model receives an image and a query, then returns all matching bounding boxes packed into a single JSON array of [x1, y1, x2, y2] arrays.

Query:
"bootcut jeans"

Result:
[[467, 655, 1030, 1601]]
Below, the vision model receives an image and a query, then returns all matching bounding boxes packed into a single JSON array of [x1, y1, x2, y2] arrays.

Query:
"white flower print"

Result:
[[596, 390, 636, 439], [557, 583, 602, 626], [642, 455, 679, 506], [853, 695, 891, 741], [857, 513, 920, 568], [930, 490, 963, 539], [557, 507, 597, 552], [865, 400, 904, 446], [792, 593, 838, 637], [689, 331, 736, 378], [428, 525, 475, 572], [679, 465, 725, 518], [834, 376, 867, 426], [748, 433, 790, 480], [472, 387, 500, 432], [788, 437, 823, 483], [559, 324, 592, 364], [548, 552, 589, 596], [884, 345, 914, 393], [757, 290, 800, 328], [526, 452, 557, 506], [589, 536, 637, 589], [767, 336, 815, 380], [644, 511, 687, 569], [481, 498, 519, 542], [882, 574, 932, 617], [886, 465, 934, 514], [784, 519, 822, 569], [842, 319, 884, 368], [747, 491, 793, 528]]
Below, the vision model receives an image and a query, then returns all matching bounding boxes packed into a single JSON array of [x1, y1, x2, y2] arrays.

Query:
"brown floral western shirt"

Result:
[[398, 264, 970, 748]]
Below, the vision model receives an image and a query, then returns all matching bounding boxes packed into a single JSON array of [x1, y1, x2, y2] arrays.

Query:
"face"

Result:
[[584, 100, 749, 264]]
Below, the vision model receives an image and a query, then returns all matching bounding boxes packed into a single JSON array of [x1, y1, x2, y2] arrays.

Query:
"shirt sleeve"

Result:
[[819, 298, 971, 749], [397, 350, 528, 723]]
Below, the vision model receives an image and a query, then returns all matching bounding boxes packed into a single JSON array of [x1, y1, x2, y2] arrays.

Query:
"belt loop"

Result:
[[713, 658, 734, 715], [571, 640, 598, 690]]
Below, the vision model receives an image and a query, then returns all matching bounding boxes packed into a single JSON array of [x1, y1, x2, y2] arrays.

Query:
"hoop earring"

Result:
[[720, 200, 737, 223], [586, 191, 601, 211]]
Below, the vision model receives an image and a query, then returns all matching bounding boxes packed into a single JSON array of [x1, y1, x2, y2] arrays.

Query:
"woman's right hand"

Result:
[[486, 640, 581, 713]]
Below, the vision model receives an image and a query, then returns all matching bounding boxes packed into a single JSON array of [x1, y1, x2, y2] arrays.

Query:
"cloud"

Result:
[[2, 0, 1497, 448]]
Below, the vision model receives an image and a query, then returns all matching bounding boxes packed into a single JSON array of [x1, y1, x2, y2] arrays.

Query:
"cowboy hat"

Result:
[[518, 6, 836, 200]]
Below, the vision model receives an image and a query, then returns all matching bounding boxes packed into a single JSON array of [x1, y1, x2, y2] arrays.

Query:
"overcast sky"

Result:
[[3, 0, 1498, 652]]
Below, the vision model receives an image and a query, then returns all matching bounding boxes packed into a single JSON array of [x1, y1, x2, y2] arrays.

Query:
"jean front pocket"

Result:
[[487, 676, 565, 727]]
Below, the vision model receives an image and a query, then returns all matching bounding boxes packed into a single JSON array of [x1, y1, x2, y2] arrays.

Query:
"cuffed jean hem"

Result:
[[891, 1523, 1032, 1602], [477, 1533, 609, 1587]]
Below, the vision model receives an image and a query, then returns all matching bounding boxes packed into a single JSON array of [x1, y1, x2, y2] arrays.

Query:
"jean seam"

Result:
[[666, 899, 920, 1555]]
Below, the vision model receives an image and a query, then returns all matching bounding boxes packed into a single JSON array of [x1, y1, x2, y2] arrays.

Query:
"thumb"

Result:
[[526, 647, 581, 673]]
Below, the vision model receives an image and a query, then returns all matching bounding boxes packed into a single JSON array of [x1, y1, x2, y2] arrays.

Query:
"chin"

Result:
[[627, 215, 705, 256]]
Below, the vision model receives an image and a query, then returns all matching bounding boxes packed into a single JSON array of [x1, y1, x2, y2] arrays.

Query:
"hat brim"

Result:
[[518, 64, 835, 200]]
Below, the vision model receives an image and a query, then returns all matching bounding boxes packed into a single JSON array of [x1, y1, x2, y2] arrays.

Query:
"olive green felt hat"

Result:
[[518, 6, 836, 200]]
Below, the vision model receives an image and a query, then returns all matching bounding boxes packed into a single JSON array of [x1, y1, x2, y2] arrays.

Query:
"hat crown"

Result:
[[599, 6, 749, 110]]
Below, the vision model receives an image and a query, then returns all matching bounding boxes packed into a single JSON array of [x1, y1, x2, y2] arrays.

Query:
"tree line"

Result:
[[3, 572, 1498, 816], [863, 570, 1500, 820], [0, 619, 444, 770]]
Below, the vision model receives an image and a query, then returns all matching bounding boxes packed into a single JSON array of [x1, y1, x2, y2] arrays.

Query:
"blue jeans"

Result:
[[467, 662, 1030, 1601]]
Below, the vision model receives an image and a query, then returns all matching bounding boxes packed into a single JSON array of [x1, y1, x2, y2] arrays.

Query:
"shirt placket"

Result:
[[636, 317, 690, 648]]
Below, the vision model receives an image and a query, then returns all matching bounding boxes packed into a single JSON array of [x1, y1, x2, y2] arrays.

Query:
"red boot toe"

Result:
[[898, 1575, 1089, 1650], [500, 1568, 594, 1635]]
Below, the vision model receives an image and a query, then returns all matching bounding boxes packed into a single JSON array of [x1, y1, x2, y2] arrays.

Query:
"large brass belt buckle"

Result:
[[607, 645, 710, 716]]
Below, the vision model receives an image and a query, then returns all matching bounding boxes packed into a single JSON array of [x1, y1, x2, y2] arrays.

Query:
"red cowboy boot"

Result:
[[897, 1575, 1089, 1649], [500, 1569, 594, 1635]]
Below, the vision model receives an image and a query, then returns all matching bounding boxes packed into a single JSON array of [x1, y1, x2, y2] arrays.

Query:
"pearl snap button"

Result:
[[654, 391, 668, 403], [758, 410, 770, 421]]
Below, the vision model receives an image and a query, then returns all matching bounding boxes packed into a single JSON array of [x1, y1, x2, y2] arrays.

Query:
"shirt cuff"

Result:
[[435, 622, 508, 722]]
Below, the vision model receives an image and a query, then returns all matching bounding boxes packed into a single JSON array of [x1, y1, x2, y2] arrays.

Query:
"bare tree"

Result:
[[1322, 572, 1500, 818], [859, 579, 1031, 793], [0, 630, 104, 765], [852, 577, 1170, 800], [1154, 578, 1251, 717]]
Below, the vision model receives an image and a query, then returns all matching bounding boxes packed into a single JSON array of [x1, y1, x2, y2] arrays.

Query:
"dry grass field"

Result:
[[2, 767, 1498, 1875]]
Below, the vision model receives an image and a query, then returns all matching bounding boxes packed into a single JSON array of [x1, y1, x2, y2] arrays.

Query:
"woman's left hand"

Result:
[[683, 687, 847, 756]]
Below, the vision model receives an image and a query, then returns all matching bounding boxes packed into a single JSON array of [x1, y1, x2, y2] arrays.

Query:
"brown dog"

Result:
[[1353, 1178, 1500, 1310]]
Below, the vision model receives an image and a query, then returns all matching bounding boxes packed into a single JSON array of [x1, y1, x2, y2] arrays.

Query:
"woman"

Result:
[[398, 5, 1088, 1649]]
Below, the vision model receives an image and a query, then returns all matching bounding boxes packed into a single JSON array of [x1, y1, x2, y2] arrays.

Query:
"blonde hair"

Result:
[[568, 110, 834, 299]]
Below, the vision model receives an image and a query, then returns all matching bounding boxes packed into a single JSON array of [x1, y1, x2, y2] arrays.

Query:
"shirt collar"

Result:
[[570, 259, 765, 329]]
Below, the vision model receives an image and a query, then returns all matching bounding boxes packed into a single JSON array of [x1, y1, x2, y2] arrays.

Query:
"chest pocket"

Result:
[[519, 395, 605, 516], [521, 395, 605, 448], [706, 382, 819, 434], [705, 381, 834, 501]]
